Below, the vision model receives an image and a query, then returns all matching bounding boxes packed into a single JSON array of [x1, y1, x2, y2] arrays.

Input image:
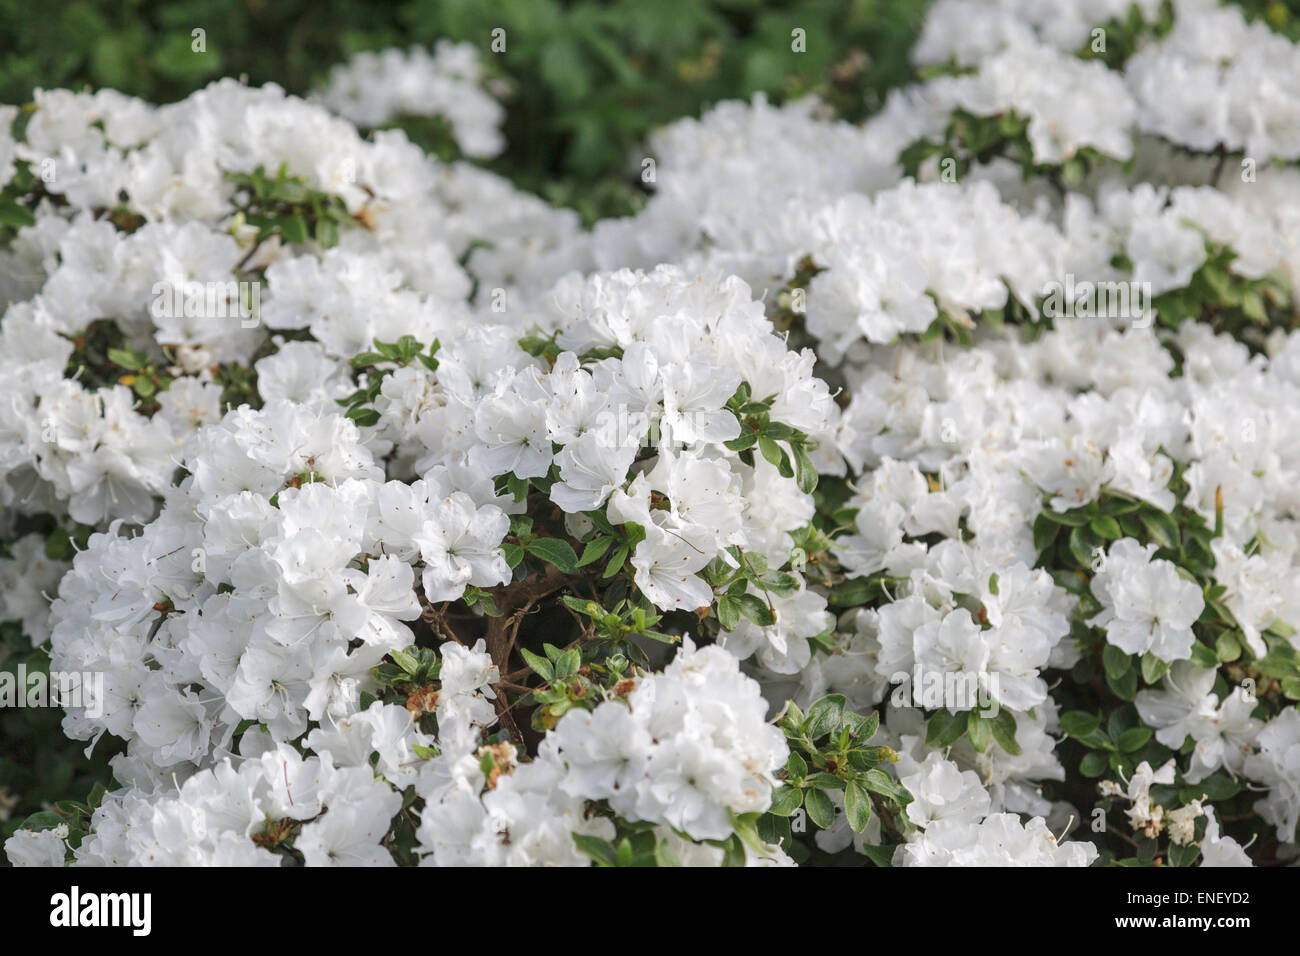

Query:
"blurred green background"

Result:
[[0, 0, 932, 849]]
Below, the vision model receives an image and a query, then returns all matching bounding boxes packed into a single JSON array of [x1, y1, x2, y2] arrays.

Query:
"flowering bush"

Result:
[[3, 0, 1300, 868]]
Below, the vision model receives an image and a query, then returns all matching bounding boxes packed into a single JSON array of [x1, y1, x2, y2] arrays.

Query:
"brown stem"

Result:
[[492, 692, 525, 746], [1211, 144, 1228, 188], [496, 679, 534, 695], [501, 664, 538, 683], [419, 598, 464, 646], [484, 564, 575, 673], [869, 790, 907, 845], [234, 234, 269, 274]]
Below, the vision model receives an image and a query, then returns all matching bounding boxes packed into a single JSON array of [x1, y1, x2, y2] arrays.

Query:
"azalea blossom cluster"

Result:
[[313, 41, 508, 159], [915, 0, 1300, 162], [0, 69, 571, 636], [11, 258, 836, 867], [4, 0, 1300, 868], [536, 0, 1300, 346]]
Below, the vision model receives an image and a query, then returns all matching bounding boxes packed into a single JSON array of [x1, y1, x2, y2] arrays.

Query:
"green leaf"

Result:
[[754, 570, 800, 596], [519, 647, 553, 682], [87, 781, 108, 811], [1106, 665, 1138, 701], [1117, 727, 1152, 752], [842, 710, 880, 742], [785, 751, 808, 779], [989, 709, 1021, 756], [803, 787, 835, 829], [1189, 642, 1221, 670], [1190, 772, 1241, 801], [719, 834, 746, 868], [758, 436, 785, 468], [805, 772, 845, 791], [556, 595, 600, 616], [554, 647, 581, 679], [653, 840, 682, 867], [828, 576, 875, 607], [792, 443, 818, 494], [346, 408, 380, 428], [844, 782, 872, 834], [1090, 516, 1123, 540], [1168, 841, 1200, 867], [1068, 524, 1104, 570], [804, 694, 846, 738], [925, 709, 967, 749], [967, 709, 993, 753], [1080, 751, 1109, 778], [779, 701, 805, 733], [736, 593, 776, 627], [525, 538, 579, 574], [473, 591, 501, 617], [315, 216, 339, 248], [1241, 289, 1267, 323], [602, 544, 629, 579], [19, 810, 67, 833], [860, 768, 911, 805], [1266, 619, 1297, 639], [1139, 510, 1179, 550], [106, 347, 142, 369], [0, 201, 36, 228], [716, 595, 740, 631], [278, 214, 309, 245], [1256, 652, 1300, 679], [577, 536, 615, 567], [1141, 653, 1171, 685], [1033, 513, 1059, 554], [1039, 508, 1090, 527], [389, 648, 419, 675], [1060, 710, 1101, 738], [767, 785, 803, 817], [572, 833, 618, 866], [860, 844, 894, 867], [1103, 644, 1132, 680]]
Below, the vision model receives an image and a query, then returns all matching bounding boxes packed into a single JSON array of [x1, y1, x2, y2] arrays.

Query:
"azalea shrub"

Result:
[[2, 0, 1300, 868]]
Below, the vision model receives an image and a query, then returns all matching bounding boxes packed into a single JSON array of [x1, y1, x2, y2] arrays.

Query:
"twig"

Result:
[[868, 790, 906, 844], [484, 564, 574, 673], [492, 692, 525, 746]]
